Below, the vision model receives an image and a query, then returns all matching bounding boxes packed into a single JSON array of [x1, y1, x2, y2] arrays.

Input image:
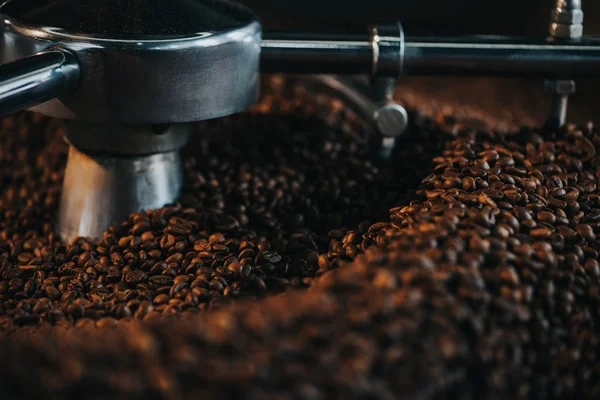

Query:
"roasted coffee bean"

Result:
[[125, 270, 148, 285], [576, 224, 596, 242], [153, 294, 170, 306], [537, 211, 556, 224], [462, 176, 477, 192]]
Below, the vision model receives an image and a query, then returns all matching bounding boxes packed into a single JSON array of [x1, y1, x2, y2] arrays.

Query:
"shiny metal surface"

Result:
[[370, 77, 407, 160], [371, 77, 407, 138], [261, 34, 374, 75], [0, 49, 79, 119], [261, 22, 403, 78], [297, 75, 408, 137], [57, 122, 191, 240], [374, 103, 408, 139], [550, 0, 583, 39], [403, 36, 600, 77], [262, 33, 600, 78], [58, 145, 183, 241], [370, 23, 404, 78], [556, 0, 582, 11], [547, 91, 569, 128], [0, 0, 261, 123], [544, 77, 576, 129]]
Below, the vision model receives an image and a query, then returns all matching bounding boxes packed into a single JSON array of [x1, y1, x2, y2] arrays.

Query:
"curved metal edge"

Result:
[[0, 48, 80, 118], [288, 74, 377, 130], [0, 14, 262, 123], [0, 14, 263, 49]]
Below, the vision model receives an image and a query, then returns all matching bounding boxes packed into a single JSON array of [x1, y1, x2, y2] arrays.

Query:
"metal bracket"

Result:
[[545, 0, 583, 129], [370, 23, 408, 160]]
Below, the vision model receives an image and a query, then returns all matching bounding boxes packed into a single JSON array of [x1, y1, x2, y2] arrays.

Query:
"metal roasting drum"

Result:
[[0, 0, 595, 241]]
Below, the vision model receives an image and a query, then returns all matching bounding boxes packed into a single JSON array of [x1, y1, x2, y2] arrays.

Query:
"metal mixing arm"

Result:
[[261, 26, 600, 79], [0, 49, 79, 119]]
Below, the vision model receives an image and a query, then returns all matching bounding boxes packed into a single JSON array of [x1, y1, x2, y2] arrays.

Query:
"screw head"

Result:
[[374, 103, 408, 138]]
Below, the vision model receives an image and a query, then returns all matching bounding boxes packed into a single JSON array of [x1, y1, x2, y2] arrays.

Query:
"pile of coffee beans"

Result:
[[1, 76, 600, 398], [0, 76, 448, 329]]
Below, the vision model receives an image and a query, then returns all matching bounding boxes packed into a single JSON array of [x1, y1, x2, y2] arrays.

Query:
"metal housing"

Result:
[[0, 0, 262, 123]]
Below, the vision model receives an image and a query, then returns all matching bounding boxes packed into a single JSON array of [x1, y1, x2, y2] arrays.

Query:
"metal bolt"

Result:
[[544, 80, 575, 129], [555, 0, 581, 11], [551, 8, 584, 25], [374, 103, 408, 138], [549, 22, 583, 39], [544, 80, 576, 95]]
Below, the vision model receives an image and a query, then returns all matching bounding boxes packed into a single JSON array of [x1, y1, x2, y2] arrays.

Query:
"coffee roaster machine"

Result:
[[0, 0, 595, 241]]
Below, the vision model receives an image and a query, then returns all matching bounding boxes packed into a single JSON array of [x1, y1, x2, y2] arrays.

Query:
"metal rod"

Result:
[[261, 34, 374, 74], [261, 34, 600, 79], [403, 36, 600, 78], [549, 93, 569, 128], [0, 49, 80, 118]]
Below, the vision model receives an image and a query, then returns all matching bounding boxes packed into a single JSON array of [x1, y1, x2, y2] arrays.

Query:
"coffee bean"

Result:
[[576, 224, 596, 242], [462, 177, 477, 192], [44, 286, 60, 301], [520, 178, 538, 191], [153, 294, 170, 305], [537, 211, 556, 224], [149, 275, 173, 286], [125, 270, 148, 285]]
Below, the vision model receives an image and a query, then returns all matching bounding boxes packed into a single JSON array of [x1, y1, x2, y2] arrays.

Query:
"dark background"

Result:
[[240, 0, 600, 35], [238, 0, 600, 127]]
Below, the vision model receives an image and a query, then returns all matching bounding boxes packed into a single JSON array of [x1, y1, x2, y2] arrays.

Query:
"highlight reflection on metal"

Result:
[[57, 121, 191, 240], [402, 37, 600, 77], [261, 35, 373, 75], [58, 145, 183, 241], [262, 34, 600, 78], [0, 49, 78, 119]]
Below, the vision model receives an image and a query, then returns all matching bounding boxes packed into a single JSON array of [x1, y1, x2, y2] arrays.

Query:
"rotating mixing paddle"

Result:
[[1, 0, 600, 242]]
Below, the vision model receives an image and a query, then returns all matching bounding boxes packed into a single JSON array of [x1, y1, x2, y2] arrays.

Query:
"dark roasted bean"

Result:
[[576, 224, 596, 242], [125, 270, 148, 285]]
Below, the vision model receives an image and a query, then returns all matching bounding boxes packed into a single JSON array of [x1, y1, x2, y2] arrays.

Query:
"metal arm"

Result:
[[0, 49, 80, 119], [261, 31, 600, 79], [261, 23, 403, 77], [261, 34, 374, 75]]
